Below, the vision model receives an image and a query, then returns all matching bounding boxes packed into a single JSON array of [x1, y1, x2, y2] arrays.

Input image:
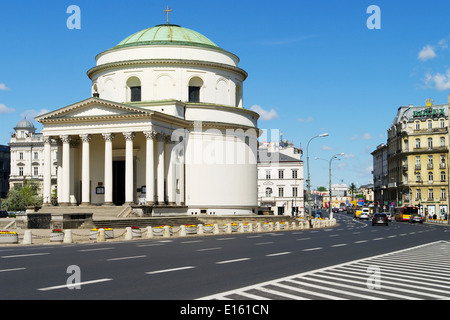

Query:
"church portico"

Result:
[[40, 120, 182, 210]]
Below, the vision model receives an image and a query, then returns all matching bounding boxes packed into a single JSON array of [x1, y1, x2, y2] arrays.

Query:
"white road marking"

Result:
[[146, 266, 195, 274], [216, 258, 251, 264], [0, 267, 26, 273], [266, 252, 291, 257], [78, 247, 115, 252], [106, 255, 146, 261], [38, 279, 113, 291], [302, 247, 323, 252], [1, 253, 50, 258]]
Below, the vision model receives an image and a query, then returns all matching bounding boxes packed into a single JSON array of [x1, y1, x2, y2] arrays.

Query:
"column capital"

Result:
[[123, 132, 136, 141], [156, 132, 167, 142], [80, 134, 92, 143], [60, 135, 71, 144], [144, 130, 158, 140], [102, 133, 115, 142], [43, 136, 53, 144]]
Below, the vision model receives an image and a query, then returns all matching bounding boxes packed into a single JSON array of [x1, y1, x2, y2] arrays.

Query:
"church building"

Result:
[[36, 17, 260, 216]]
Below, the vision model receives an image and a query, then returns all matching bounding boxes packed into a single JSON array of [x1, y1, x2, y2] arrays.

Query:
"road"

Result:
[[1, 212, 449, 302]]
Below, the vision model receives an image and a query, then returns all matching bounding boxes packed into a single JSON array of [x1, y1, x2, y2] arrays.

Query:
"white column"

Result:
[[144, 131, 157, 204], [43, 136, 52, 206], [60, 135, 71, 206], [56, 140, 63, 204], [124, 132, 135, 205], [156, 132, 166, 204], [165, 136, 175, 204], [102, 133, 115, 206], [80, 134, 92, 205]]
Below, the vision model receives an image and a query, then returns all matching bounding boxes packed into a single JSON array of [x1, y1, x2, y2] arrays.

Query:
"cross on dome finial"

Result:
[[164, 5, 173, 24]]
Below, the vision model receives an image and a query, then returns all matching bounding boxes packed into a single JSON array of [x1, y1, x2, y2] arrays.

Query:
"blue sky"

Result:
[[1, 0, 450, 189]]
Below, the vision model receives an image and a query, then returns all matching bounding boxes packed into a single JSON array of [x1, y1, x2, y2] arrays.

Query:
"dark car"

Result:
[[408, 214, 424, 224], [0, 210, 8, 218], [372, 213, 389, 226]]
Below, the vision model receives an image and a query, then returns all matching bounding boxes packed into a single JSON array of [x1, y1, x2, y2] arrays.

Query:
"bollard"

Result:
[[226, 223, 232, 234], [98, 228, 106, 242], [63, 230, 73, 244], [180, 225, 186, 237], [239, 223, 244, 233], [23, 230, 32, 245], [125, 227, 133, 240], [256, 223, 261, 232], [248, 224, 253, 232], [146, 226, 153, 238], [291, 222, 296, 230], [163, 226, 171, 238], [198, 224, 204, 235], [275, 222, 280, 231], [213, 224, 219, 234]]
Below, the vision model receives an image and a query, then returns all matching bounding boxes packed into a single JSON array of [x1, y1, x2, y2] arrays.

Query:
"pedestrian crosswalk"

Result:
[[199, 241, 450, 300]]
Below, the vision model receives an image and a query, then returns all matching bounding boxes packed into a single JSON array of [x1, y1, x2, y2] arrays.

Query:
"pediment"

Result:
[[36, 98, 151, 123]]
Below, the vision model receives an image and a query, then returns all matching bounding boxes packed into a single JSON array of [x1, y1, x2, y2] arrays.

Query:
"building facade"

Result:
[[35, 23, 259, 216], [0, 145, 10, 199], [371, 143, 388, 211], [385, 97, 449, 217], [257, 141, 304, 216], [8, 119, 58, 199]]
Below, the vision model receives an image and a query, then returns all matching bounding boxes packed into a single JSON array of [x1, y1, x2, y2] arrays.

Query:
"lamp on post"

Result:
[[329, 153, 344, 220], [306, 133, 329, 217]]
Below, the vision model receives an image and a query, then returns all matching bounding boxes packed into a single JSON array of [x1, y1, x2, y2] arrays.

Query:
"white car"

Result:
[[359, 208, 370, 220]]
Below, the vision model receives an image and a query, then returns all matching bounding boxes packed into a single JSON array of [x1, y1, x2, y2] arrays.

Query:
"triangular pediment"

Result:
[[35, 98, 151, 122]]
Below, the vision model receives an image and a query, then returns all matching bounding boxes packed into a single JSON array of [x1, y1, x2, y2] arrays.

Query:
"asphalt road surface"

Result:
[[1, 212, 449, 302]]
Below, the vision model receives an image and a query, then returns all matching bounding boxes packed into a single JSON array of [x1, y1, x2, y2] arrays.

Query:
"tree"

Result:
[[1, 182, 42, 212], [349, 183, 357, 204], [317, 186, 327, 192]]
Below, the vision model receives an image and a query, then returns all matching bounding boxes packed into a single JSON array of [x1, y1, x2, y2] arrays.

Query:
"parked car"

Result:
[[408, 214, 424, 224], [0, 210, 8, 218], [372, 213, 389, 226]]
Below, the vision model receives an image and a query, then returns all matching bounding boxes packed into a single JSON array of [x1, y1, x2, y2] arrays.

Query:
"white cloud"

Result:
[[20, 109, 50, 120], [343, 153, 355, 159], [0, 83, 10, 91], [418, 45, 437, 61], [0, 104, 15, 114], [298, 116, 313, 123], [424, 68, 450, 91], [362, 133, 373, 140], [250, 105, 278, 121], [321, 145, 335, 151]]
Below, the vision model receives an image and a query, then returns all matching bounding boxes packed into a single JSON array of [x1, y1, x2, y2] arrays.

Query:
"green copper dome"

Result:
[[114, 24, 220, 50]]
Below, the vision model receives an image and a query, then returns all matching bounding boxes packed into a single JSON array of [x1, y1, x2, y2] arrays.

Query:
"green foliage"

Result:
[[1, 182, 42, 211]]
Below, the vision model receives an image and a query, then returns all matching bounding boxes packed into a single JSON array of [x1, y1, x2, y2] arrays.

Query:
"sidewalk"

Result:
[[0, 218, 337, 246]]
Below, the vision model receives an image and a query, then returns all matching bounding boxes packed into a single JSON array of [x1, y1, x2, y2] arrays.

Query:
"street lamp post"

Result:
[[306, 133, 329, 217], [329, 153, 344, 220]]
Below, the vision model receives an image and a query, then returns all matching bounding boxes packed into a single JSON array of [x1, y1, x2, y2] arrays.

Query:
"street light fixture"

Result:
[[306, 133, 329, 217]]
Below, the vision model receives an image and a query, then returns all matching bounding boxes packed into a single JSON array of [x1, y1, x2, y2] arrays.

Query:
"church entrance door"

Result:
[[113, 161, 125, 206]]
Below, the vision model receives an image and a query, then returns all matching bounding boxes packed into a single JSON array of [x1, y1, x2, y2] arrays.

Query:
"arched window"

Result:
[[265, 187, 272, 197], [235, 84, 242, 108], [127, 77, 141, 102], [188, 77, 203, 103]]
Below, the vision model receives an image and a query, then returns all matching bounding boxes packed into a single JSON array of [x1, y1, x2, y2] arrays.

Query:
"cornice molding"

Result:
[[87, 59, 248, 80]]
